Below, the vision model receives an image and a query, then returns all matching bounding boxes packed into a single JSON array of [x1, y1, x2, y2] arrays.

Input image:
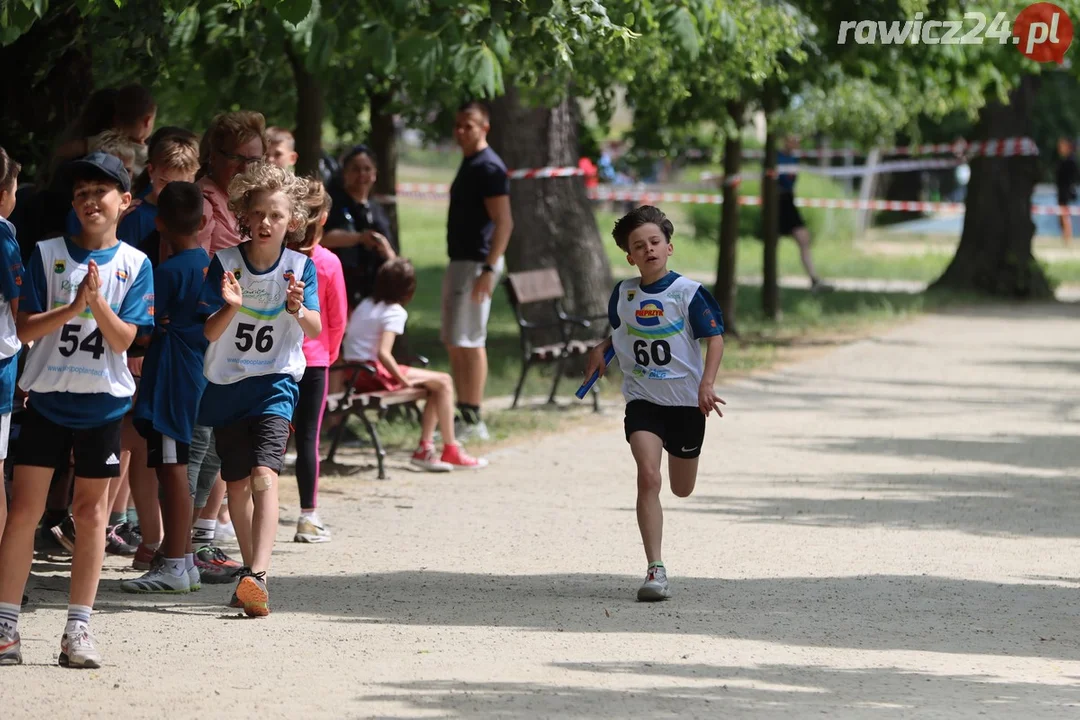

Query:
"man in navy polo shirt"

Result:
[[442, 102, 514, 441]]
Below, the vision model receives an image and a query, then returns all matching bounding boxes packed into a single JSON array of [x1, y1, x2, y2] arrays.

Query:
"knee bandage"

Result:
[[252, 469, 274, 492]]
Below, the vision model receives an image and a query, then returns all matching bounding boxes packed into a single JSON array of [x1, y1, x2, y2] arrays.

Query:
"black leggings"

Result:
[[293, 366, 328, 510]]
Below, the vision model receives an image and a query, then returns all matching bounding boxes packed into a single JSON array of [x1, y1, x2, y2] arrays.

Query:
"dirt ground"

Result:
[[4, 301, 1080, 718]]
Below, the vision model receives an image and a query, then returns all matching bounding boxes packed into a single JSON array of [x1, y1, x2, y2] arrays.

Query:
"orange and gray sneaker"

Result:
[[235, 569, 269, 617], [440, 443, 488, 469]]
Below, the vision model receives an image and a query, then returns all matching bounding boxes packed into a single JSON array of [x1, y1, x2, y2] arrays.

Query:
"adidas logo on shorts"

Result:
[[105, 454, 120, 466]]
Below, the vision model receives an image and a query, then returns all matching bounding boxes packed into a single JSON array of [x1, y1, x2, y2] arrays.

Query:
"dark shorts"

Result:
[[1058, 187, 1076, 207], [135, 419, 191, 468], [214, 415, 292, 483], [778, 192, 805, 236], [624, 400, 706, 459], [14, 405, 123, 478]]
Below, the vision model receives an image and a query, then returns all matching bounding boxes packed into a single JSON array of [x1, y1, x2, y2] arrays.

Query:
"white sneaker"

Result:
[[187, 565, 201, 591], [214, 521, 236, 543], [294, 515, 332, 543], [456, 420, 491, 442], [637, 565, 672, 601], [410, 445, 453, 472], [59, 628, 102, 668], [121, 567, 192, 594]]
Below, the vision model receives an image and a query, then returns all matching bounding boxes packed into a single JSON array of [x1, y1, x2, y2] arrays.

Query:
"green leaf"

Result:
[[368, 22, 396, 74], [276, 0, 314, 27], [661, 7, 700, 61], [469, 45, 499, 97], [489, 25, 509, 62]]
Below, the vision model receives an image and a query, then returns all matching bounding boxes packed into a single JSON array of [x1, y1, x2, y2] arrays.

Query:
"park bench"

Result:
[[323, 360, 428, 480], [503, 268, 610, 410]]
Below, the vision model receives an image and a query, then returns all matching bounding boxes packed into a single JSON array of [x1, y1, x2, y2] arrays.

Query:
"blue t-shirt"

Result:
[[196, 244, 319, 428], [0, 219, 24, 415], [23, 238, 154, 428], [133, 247, 210, 444], [608, 271, 724, 339], [777, 151, 797, 193], [66, 188, 157, 250]]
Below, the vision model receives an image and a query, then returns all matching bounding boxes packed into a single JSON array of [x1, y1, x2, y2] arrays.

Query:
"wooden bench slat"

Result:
[[508, 268, 564, 304]]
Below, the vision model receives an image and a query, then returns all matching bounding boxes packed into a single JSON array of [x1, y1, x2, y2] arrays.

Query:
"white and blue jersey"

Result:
[[133, 248, 210, 444], [0, 218, 24, 415], [197, 242, 319, 428], [19, 237, 154, 428], [608, 271, 724, 407]]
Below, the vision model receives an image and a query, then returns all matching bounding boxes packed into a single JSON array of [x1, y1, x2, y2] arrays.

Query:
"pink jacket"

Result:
[[303, 245, 347, 367], [197, 176, 241, 257]]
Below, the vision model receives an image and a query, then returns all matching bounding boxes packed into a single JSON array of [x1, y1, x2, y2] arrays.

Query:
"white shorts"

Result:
[[440, 258, 504, 348], [0, 412, 11, 461]]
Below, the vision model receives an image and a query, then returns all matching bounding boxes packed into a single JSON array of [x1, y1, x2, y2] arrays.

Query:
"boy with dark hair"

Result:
[[0, 152, 153, 666], [584, 205, 725, 602], [121, 182, 210, 594]]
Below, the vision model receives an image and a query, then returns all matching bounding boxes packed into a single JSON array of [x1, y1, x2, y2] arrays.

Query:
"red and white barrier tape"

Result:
[[702, 158, 962, 185], [743, 137, 1039, 159], [381, 183, 1079, 215], [507, 166, 585, 179]]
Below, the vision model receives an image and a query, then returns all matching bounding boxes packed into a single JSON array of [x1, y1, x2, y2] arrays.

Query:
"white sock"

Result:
[[164, 557, 185, 577], [0, 601, 20, 636], [193, 518, 216, 540], [184, 553, 194, 571], [65, 604, 92, 636], [300, 510, 318, 521]]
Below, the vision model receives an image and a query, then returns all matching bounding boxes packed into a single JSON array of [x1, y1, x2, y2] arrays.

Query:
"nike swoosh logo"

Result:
[[681, 446, 698, 453]]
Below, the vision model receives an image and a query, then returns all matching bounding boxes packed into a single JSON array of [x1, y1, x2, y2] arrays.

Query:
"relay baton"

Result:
[[576, 346, 616, 399]]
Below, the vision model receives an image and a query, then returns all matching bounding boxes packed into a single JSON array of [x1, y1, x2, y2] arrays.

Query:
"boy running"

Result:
[[0, 152, 153, 666], [198, 163, 320, 617], [584, 205, 725, 602], [0, 147, 25, 540], [121, 182, 210, 593]]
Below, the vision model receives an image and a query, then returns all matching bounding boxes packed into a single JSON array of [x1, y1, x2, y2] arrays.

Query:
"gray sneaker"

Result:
[[0, 628, 21, 665], [121, 567, 191, 594], [59, 628, 102, 668], [637, 565, 672, 601]]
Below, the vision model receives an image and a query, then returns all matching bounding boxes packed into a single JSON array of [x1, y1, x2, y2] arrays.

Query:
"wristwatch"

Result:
[[480, 264, 495, 274]]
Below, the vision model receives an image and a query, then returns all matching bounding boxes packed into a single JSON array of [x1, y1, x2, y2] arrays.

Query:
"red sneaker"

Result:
[[440, 443, 488, 469], [411, 444, 453, 472]]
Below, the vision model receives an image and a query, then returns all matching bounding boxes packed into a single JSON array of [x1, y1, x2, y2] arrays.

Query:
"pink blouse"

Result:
[[303, 245, 348, 367]]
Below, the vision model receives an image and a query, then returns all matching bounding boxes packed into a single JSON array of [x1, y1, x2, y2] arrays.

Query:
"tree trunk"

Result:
[[761, 93, 780, 320], [487, 84, 613, 323], [715, 101, 745, 337], [368, 89, 400, 251], [930, 74, 1050, 298], [286, 43, 324, 179]]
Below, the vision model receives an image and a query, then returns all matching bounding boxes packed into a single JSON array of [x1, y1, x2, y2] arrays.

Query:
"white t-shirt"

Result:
[[343, 298, 407, 362]]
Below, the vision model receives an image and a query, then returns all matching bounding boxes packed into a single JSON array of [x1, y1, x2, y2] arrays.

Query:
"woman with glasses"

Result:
[[196, 111, 269, 257], [321, 145, 397, 311]]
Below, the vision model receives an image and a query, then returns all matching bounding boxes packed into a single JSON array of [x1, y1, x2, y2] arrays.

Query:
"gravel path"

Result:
[[5, 302, 1080, 718]]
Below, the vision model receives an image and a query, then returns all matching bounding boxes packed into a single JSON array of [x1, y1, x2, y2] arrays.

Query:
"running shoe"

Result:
[[235, 569, 269, 618], [187, 565, 201, 592], [132, 545, 163, 571], [36, 525, 69, 556], [294, 515, 332, 543], [410, 445, 453, 473], [214, 521, 236, 543], [50, 515, 77, 554], [58, 628, 102, 668], [194, 557, 236, 585], [195, 545, 242, 571], [0, 628, 21, 665], [105, 524, 137, 556], [455, 419, 491, 443], [440, 443, 488, 469], [228, 591, 243, 609], [117, 522, 142, 548], [121, 567, 191, 594], [637, 565, 672, 602]]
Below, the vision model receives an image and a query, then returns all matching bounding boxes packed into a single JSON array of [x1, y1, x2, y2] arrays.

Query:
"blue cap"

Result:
[[65, 151, 131, 194]]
